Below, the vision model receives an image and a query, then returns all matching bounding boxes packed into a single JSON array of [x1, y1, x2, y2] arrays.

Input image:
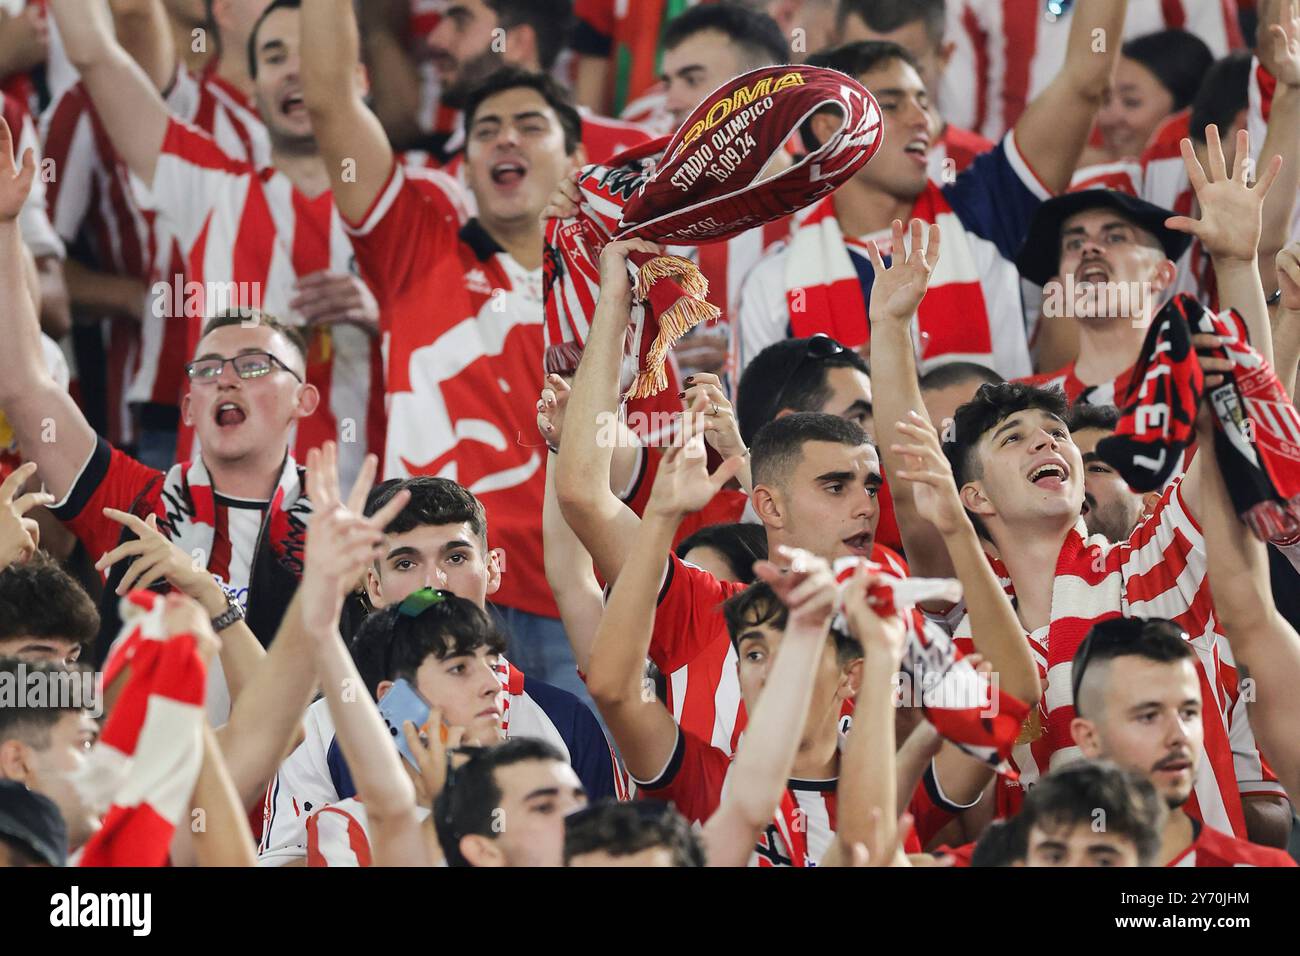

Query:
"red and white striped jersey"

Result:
[[941, 0, 1243, 142], [344, 162, 555, 618], [1018, 361, 1137, 407], [165, 63, 271, 171], [151, 118, 385, 488], [1168, 820, 1298, 867], [635, 726, 840, 867], [961, 480, 1283, 838]]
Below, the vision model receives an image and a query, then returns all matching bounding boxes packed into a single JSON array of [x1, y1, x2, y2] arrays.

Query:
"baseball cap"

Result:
[[1014, 189, 1192, 287], [0, 780, 68, 867]]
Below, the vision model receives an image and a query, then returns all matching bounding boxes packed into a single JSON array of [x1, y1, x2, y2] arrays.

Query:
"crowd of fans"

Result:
[[1, 0, 1299, 871]]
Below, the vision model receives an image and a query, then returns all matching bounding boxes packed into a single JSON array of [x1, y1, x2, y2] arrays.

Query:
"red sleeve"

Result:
[[651, 552, 744, 674], [635, 727, 729, 825], [572, 0, 615, 53], [342, 162, 462, 304], [48, 437, 164, 561]]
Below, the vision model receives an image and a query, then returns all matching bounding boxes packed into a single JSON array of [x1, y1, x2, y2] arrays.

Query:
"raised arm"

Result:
[[890, 411, 1041, 708], [0, 120, 97, 501], [1255, 1, 1300, 293], [702, 550, 838, 868], [356, 0, 425, 151], [190, 722, 258, 866], [299, 444, 433, 866], [865, 219, 955, 581], [584, 427, 743, 782], [1013, 0, 1126, 193], [47, 0, 170, 184], [1196, 407, 1300, 804], [300, 0, 397, 226], [1275, 242, 1300, 398], [555, 239, 662, 586], [109, 0, 177, 92]]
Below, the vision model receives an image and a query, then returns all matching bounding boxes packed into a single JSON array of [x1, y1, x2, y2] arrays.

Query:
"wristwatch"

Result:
[[211, 592, 246, 633]]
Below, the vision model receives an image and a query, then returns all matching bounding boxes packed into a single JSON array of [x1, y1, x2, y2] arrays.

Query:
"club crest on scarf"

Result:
[[544, 65, 883, 399]]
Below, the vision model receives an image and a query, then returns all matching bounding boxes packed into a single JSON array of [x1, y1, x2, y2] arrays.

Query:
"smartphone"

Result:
[[376, 678, 432, 769]]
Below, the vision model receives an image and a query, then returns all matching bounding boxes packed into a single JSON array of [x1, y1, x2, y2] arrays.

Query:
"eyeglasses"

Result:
[[185, 351, 303, 383], [770, 334, 847, 414]]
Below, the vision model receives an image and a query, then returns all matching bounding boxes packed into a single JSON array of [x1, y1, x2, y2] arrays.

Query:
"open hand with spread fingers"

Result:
[[865, 218, 941, 326], [891, 410, 968, 538], [0, 461, 51, 569]]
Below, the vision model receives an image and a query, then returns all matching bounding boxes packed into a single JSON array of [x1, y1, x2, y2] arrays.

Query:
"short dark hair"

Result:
[[434, 737, 571, 867], [837, 0, 947, 47], [198, 308, 308, 364], [366, 477, 488, 544], [751, 412, 872, 491], [462, 65, 583, 155], [736, 337, 870, 445], [661, 2, 789, 69], [801, 40, 921, 150], [970, 817, 1026, 866], [1188, 51, 1252, 145], [1020, 760, 1167, 866], [1121, 29, 1214, 113], [0, 659, 86, 749], [487, 0, 574, 73], [247, 0, 300, 80], [0, 553, 99, 648], [349, 594, 506, 698], [675, 523, 768, 583], [1064, 402, 1120, 435], [918, 361, 1005, 394], [943, 382, 1068, 539], [723, 581, 861, 665], [1072, 616, 1195, 716], [564, 799, 704, 866]]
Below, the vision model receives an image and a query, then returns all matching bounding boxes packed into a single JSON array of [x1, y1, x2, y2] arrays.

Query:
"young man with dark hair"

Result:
[[564, 799, 704, 867], [0, 552, 99, 664], [968, 816, 1024, 867], [434, 737, 585, 867], [0, 659, 99, 855], [740, 0, 1129, 380], [870, 131, 1293, 843], [416, 0, 651, 166], [735, 335, 873, 446], [260, 473, 620, 866], [1064, 402, 1158, 543], [1019, 760, 1166, 867], [300, 0, 590, 692], [1071, 618, 1295, 866], [835, 0, 993, 177]]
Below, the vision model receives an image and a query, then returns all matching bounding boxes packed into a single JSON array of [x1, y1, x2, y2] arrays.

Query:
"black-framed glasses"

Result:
[[770, 334, 847, 413], [185, 351, 303, 383]]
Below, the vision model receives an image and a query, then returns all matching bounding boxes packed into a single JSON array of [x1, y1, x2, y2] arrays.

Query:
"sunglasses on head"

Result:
[[770, 334, 847, 414]]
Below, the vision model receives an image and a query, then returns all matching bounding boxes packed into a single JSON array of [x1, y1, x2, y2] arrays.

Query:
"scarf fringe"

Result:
[[624, 293, 720, 400]]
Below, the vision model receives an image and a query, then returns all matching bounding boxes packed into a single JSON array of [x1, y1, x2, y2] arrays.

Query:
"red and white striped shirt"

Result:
[[941, 0, 1243, 142], [151, 117, 385, 487], [1018, 361, 1137, 407], [1168, 820, 1297, 867]]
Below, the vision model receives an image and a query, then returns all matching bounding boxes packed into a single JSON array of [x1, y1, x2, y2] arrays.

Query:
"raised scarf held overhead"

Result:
[[1097, 293, 1300, 540], [543, 65, 882, 398]]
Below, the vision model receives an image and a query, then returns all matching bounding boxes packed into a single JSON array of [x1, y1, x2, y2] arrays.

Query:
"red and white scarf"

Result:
[[784, 188, 991, 367], [832, 558, 1028, 772], [544, 65, 882, 398], [154, 453, 310, 581], [77, 591, 208, 867]]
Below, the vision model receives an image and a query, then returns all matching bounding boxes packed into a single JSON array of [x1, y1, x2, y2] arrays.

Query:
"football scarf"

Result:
[[544, 65, 883, 399], [77, 591, 208, 867], [832, 559, 1028, 771], [155, 453, 311, 580], [1098, 293, 1300, 539]]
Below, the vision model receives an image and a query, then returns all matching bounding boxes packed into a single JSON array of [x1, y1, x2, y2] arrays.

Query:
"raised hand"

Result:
[[159, 592, 222, 666], [536, 373, 570, 452], [890, 410, 968, 538], [1166, 125, 1282, 262], [300, 441, 410, 631], [0, 461, 51, 568], [644, 424, 745, 520], [841, 564, 908, 663], [0, 114, 34, 223], [97, 507, 227, 609], [682, 372, 747, 462], [598, 237, 663, 304], [865, 218, 941, 325], [290, 271, 380, 334], [540, 169, 581, 223], [752, 545, 837, 631], [1261, 0, 1300, 89]]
